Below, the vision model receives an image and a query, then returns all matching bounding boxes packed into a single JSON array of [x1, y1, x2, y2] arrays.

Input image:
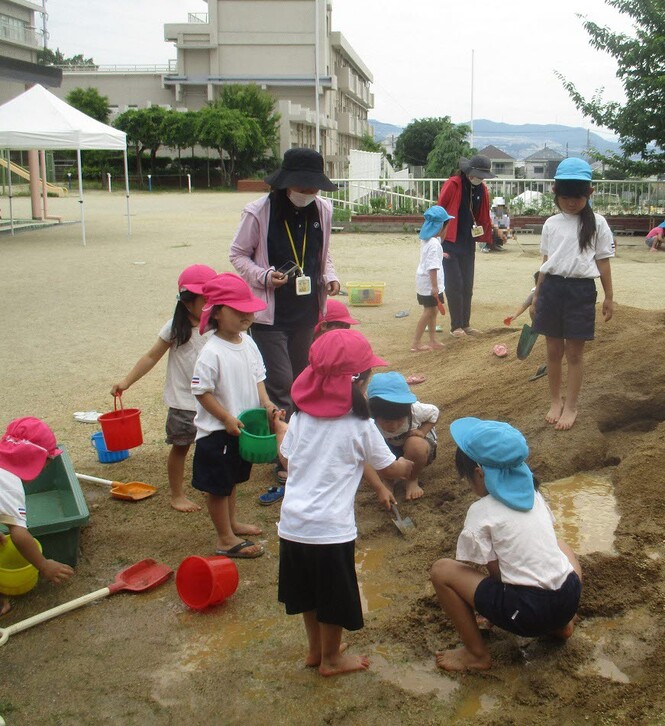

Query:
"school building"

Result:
[[50, 0, 374, 178]]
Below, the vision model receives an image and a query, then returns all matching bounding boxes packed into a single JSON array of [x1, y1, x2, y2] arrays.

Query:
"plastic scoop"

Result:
[[436, 299, 446, 316], [75, 473, 157, 501], [516, 323, 540, 360], [0, 559, 173, 646], [390, 504, 415, 535]]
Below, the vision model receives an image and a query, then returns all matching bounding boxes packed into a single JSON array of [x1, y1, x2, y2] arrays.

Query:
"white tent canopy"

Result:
[[0, 84, 130, 244]]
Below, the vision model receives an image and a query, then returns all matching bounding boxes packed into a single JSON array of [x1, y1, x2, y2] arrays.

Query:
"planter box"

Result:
[[236, 179, 269, 192]]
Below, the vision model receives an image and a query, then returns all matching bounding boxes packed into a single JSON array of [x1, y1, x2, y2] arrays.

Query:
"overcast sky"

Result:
[[46, 0, 627, 132]]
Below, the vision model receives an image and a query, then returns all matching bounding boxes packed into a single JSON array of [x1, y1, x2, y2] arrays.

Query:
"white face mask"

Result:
[[469, 177, 483, 186], [288, 190, 318, 208]]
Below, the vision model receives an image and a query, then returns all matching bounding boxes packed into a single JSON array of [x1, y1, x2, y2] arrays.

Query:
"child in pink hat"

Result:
[[0, 417, 74, 616], [191, 273, 279, 559], [313, 299, 359, 338], [111, 264, 217, 513], [271, 329, 414, 676]]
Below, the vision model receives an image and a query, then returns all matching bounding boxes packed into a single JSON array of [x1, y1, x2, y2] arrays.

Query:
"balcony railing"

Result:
[[59, 60, 178, 73], [187, 12, 208, 23], [0, 23, 43, 48]]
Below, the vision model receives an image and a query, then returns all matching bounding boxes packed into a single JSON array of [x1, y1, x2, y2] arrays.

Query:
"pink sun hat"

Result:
[[199, 272, 267, 334], [177, 264, 217, 295], [314, 299, 359, 334], [0, 417, 62, 481], [291, 329, 388, 417]]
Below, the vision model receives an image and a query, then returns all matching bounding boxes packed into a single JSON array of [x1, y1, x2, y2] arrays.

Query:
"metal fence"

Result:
[[322, 178, 665, 217]]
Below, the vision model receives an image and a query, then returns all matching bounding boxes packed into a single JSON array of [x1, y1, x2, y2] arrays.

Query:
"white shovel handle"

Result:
[[75, 473, 113, 486], [0, 587, 110, 646]]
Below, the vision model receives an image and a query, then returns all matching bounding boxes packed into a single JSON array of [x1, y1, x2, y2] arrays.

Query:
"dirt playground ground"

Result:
[[1, 190, 664, 725]]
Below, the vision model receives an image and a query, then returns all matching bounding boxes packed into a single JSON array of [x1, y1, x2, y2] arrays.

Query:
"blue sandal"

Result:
[[258, 485, 285, 506]]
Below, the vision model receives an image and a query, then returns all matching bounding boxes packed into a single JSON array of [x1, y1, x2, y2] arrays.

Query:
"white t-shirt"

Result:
[[540, 212, 614, 278], [456, 491, 573, 590], [191, 333, 266, 440], [158, 320, 211, 411], [416, 238, 445, 296], [374, 401, 439, 447], [278, 412, 396, 544], [0, 467, 27, 528], [491, 211, 510, 228]]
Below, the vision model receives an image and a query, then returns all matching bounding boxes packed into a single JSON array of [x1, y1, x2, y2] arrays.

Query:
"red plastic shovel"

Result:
[[0, 558, 173, 646], [436, 298, 446, 316]]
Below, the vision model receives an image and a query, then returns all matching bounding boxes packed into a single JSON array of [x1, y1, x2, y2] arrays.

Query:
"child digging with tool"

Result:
[[430, 417, 582, 672], [191, 273, 280, 559], [411, 205, 453, 352], [0, 418, 74, 616], [111, 264, 217, 512], [271, 329, 413, 675]]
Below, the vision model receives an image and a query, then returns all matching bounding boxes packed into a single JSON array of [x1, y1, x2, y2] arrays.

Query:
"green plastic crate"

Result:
[[0, 444, 90, 566]]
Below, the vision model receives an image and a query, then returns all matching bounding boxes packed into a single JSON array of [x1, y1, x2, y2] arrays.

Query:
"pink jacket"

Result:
[[229, 195, 338, 326]]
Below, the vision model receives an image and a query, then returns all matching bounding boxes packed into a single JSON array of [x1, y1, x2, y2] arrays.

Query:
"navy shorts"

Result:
[[474, 571, 582, 637], [416, 292, 444, 308], [278, 538, 364, 631], [533, 274, 597, 340], [192, 430, 251, 497]]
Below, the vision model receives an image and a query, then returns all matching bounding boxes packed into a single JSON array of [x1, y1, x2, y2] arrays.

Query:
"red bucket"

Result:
[[98, 395, 143, 451], [176, 555, 239, 610]]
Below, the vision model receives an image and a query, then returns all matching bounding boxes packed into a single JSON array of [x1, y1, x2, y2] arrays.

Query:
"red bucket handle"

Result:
[[113, 392, 125, 414]]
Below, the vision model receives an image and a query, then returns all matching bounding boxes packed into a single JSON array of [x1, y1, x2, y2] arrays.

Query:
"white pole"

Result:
[[107, 172, 112, 193], [187, 173, 192, 193], [470, 49, 475, 149], [7, 150, 14, 236], [123, 148, 131, 237], [77, 148, 86, 246], [314, 0, 320, 153]]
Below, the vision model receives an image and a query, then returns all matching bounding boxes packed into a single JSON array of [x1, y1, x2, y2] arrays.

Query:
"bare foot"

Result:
[[428, 341, 445, 349], [231, 522, 263, 537], [170, 496, 201, 513], [476, 614, 493, 630], [435, 647, 491, 672], [1, 597, 11, 617], [306, 642, 348, 667], [319, 652, 369, 676], [555, 407, 578, 431], [215, 536, 263, 558], [551, 615, 579, 640], [410, 344, 431, 352], [404, 479, 424, 500], [545, 400, 564, 424]]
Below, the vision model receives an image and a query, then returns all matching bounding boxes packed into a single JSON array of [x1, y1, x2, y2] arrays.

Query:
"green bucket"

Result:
[[238, 408, 278, 464]]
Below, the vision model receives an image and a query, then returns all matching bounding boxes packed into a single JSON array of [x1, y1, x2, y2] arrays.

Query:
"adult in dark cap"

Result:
[[437, 155, 495, 337], [230, 147, 340, 504]]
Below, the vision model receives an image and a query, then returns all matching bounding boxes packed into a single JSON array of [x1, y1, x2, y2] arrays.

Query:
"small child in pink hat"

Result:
[[313, 299, 359, 339], [271, 329, 413, 676], [191, 273, 279, 559], [0, 417, 74, 616]]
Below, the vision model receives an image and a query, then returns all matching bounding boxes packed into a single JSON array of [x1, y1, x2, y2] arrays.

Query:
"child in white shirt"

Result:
[[272, 329, 413, 676], [430, 417, 582, 672], [411, 205, 453, 352]]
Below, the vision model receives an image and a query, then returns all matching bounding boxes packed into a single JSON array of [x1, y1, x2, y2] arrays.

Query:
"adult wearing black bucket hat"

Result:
[[230, 148, 340, 505], [437, 155, 495, 338]]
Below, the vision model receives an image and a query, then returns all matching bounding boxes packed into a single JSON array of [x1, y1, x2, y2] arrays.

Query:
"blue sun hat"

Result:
[[450, 417, 535, 512], [658, 221, 665, 229], [554, 158, 593, 182], [367, 372, 417, 404], [419, 205, 454, 240]]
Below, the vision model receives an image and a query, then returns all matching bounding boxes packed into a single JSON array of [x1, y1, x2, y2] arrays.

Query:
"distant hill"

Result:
[[369, 118, 621, 161]]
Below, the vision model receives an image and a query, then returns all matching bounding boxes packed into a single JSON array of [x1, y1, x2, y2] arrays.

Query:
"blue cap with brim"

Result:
[[658, 221, 665, 229], [367, 371, 417, 404], [419, 205, 454, 240], [554, 158, 593, 182], [450, 417, 535, 512]]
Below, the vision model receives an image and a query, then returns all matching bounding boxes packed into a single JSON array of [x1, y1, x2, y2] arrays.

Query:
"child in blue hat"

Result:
[[367, 372, 439, 500], [530, 157, 614, 430], [411, 205, 454, 352], [430, 418, 582, 672]]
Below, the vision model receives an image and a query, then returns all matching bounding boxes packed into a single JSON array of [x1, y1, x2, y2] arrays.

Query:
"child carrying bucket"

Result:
[[191, 273, 278, 559], [272, 329, 413, 675], [0, 418, 74, 616], [111, 264, 217, 512]]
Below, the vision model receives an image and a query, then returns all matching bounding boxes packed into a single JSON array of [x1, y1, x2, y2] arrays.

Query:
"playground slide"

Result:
[[0, 157, 67, 197]]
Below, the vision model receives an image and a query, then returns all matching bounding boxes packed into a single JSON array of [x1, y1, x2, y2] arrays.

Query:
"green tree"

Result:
[[162, 109, 200, 179], [358, 133, 384, 154], [557, 0, 665, 175], [217, 84, 280, 177], [37, 48, 96, 68], [66, 87, 110, 124], [425, 120, 473, 177], [114, 106, 168, 180], [196, 104, 262, 186], [394, 118, 451, 168]]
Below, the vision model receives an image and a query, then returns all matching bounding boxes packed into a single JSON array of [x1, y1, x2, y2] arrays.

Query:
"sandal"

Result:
[[274, 465, 288, 485], [215, 540, 264, 559]]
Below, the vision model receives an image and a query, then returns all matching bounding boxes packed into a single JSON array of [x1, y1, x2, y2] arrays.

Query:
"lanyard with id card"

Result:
[[469, 186, 484, 238], [284, 219, 312, 295]]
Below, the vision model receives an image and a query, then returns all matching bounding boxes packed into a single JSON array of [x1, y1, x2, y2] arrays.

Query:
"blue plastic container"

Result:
[[91, 431, 129, 463]]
